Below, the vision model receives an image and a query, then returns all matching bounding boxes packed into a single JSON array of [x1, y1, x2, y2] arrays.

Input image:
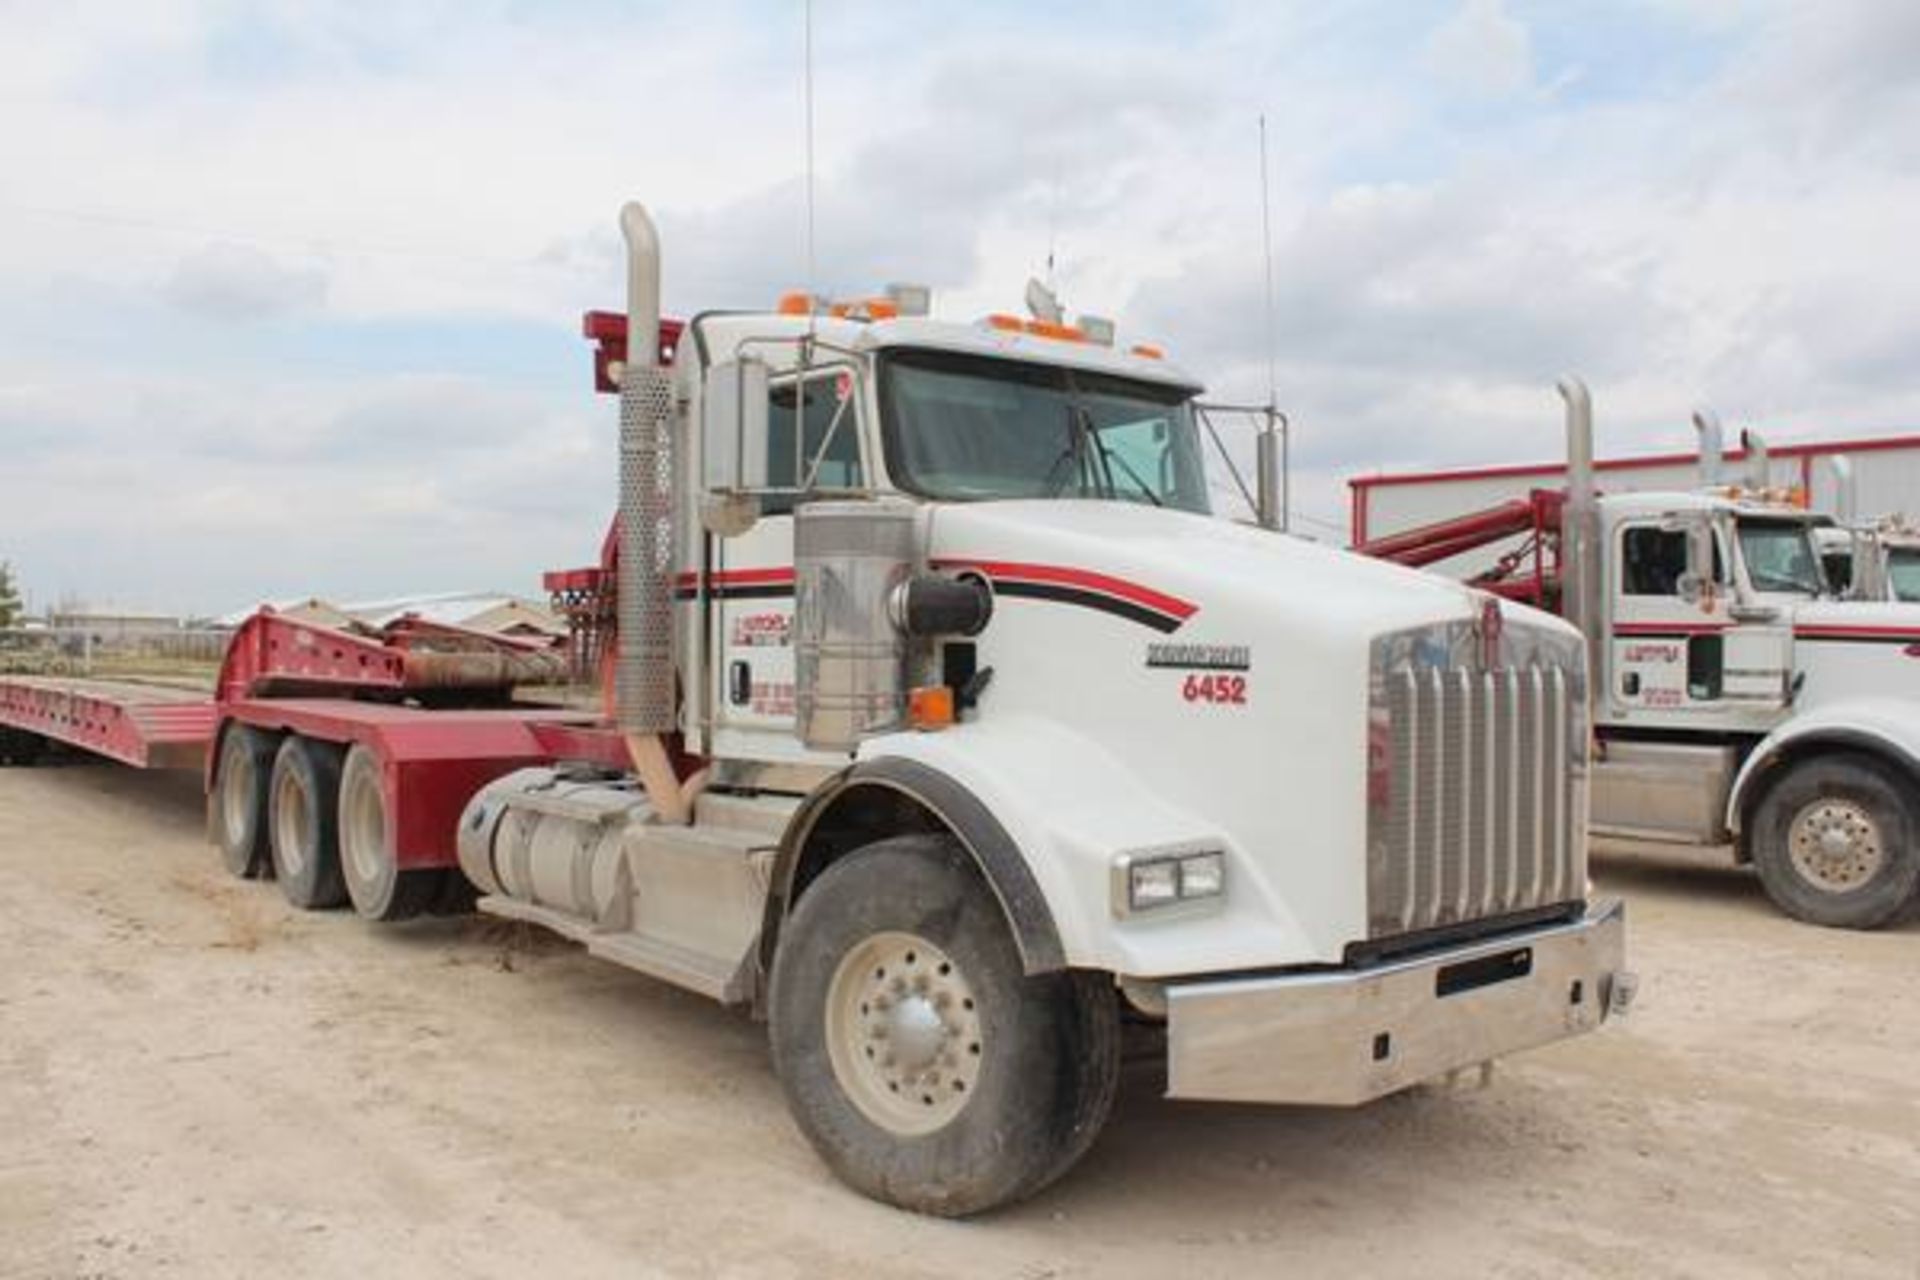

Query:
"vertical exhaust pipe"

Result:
[[615, 201, 695, 823], [1692, 409, 1724, 488], [1558, 377, 1601, 684], [1740, 428, 1770, 491], [1828, 455, 1858, 525]]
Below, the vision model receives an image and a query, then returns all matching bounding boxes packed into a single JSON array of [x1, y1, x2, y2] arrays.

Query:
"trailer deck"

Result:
[[0, 676, 217, 769]]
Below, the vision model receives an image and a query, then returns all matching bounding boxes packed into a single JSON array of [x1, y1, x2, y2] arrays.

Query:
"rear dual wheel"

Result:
[[337, 745, 444, 921], [0, 727, 49, 766], [269, 736, 349, 910], [213, 725, 277, 878]]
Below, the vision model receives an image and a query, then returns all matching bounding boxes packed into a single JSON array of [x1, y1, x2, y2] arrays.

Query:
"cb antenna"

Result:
[[1257, 114, 1289, 532], [1259, 114, 1277, 414], [803, 0, 818, 339]]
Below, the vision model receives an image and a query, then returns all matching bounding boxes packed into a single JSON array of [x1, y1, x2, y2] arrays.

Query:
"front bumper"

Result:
[[1165, 899, 1629, 1106]]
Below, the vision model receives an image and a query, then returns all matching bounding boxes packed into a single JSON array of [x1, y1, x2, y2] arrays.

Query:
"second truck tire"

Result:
[[268, 735, 349, 910], [1750, 754, 1920, 930], [767, 834, 1120, 1217]]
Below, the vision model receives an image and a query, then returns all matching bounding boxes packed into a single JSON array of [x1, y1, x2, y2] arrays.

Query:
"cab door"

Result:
[[1609, 519, 1729, 715], [707, 364, 865, 761]]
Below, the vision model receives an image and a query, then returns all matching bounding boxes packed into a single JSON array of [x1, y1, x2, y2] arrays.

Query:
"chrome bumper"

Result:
[[1165, 899, 1629, 1106]]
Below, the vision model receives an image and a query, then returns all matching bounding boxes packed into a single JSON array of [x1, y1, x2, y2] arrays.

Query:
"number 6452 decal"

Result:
[[1182, 673, 1247, 705]]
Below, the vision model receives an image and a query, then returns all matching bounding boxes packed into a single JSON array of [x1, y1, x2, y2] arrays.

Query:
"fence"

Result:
[[0, 627, 232, 681]]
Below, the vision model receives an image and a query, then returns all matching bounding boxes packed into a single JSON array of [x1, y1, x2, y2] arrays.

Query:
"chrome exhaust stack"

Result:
[[1558, 377, 1601, 682], [1691, 409, 1725, 488], [1740, 428, 1770, 491], [615, 201, 696, 823], [1828, 454, 1859, 525]]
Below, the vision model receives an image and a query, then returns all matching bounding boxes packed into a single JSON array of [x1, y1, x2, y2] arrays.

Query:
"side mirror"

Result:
[[701, 358, 770, 536]]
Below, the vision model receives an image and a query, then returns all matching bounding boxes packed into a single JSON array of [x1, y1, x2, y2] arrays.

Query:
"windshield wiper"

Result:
[[1065, 402, 1164, 507], [1041, 403, 1093, 497]]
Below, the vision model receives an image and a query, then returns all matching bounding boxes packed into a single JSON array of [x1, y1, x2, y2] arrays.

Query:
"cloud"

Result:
[[1425, 0, 1536, 99], [3, 0, 1919, 609], [162, 241, 327, 321]]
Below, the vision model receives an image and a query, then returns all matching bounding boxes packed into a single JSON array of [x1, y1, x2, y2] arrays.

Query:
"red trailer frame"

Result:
[[0, 676, 217, 769]]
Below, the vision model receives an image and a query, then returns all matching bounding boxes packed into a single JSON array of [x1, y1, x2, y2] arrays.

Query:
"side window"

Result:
[[1621, 526, 1687, 596], [764, 372, 862, 516]]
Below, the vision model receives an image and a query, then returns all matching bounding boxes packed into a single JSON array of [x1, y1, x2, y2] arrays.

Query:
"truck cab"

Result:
[[444, 203, 1631, 1214]]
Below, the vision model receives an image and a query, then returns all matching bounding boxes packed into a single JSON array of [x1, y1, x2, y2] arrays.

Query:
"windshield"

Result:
[[1888, 547, 1920, 602], [878, 348, 1211, 513], [1736, 519, 1824, 595]]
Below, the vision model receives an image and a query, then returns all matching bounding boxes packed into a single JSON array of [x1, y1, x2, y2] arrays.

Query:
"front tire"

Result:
[[268, 736, 349, 910], [768, 835, 1119, 1216], [1750, 754, 1920, 929]]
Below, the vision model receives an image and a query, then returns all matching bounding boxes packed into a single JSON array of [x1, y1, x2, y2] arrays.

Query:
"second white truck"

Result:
[[1360, 397, 1920, 929]]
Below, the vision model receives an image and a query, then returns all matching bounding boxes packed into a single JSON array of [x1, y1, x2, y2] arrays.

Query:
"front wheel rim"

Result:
[[824, 931, 984, 1136], [1787, 797, 1885, 891]]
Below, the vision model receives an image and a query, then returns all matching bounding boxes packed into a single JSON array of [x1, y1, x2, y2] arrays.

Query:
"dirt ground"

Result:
[[2, 760, 1916, 1280]]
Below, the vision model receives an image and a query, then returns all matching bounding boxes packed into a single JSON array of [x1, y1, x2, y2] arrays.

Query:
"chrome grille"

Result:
[[1366, 618, 1588, 939]]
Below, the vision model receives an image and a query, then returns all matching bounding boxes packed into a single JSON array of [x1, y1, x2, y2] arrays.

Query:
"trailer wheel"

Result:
[[1750, 754, 1920, 929], [212, 725, 276, 879], [268, 736, 349, 910], [0, 727, 49, 767], [768, 835, 1120, 1217], [337, 745, 440, 922]]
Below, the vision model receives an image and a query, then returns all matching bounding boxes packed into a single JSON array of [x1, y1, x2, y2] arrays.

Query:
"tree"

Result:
[[0, 561, 22, 629]]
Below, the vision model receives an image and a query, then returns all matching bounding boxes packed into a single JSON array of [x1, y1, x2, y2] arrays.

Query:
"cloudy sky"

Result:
[[3, 0, 1917, 615]]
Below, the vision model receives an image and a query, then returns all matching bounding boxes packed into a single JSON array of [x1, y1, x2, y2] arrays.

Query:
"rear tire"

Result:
[[337, 745, 439, 921], [768, 835, 1120, 1217], [0, 727, 48, 767], [1750, 754, 1920, 930], [212, 726, 276, 879], [268, 736, 348, 910]]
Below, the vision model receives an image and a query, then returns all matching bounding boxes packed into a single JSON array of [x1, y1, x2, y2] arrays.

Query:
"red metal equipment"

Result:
[[1354, 488, 1567, 609], [0, 677, 216, 769]]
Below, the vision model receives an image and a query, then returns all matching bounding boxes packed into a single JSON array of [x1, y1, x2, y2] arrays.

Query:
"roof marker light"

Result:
[[886, 283, 931, 317], [1078, 315, 1116, 346]]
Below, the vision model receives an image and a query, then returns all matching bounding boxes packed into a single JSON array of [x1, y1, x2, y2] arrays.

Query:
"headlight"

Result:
[[1113, 849, 1226, 917]]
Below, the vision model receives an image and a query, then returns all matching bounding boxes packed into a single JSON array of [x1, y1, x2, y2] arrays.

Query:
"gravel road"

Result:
[[2, 760, 1916, 1279]]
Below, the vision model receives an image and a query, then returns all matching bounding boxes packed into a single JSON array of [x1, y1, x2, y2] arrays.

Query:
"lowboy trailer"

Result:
[[1, 199, 1633, 1215]]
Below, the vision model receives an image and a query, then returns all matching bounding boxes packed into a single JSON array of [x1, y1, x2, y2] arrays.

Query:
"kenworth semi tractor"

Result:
[[1810, 459, 1920, 603], [1359, 400, 1920, 930], [4, 201, 1631, 1216]]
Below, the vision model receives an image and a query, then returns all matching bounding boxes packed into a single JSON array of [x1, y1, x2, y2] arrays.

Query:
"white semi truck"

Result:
[[1810, 460, 1920, 603], [1360, 404, 1920, 930], [443, 203, 1630, 1214]]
